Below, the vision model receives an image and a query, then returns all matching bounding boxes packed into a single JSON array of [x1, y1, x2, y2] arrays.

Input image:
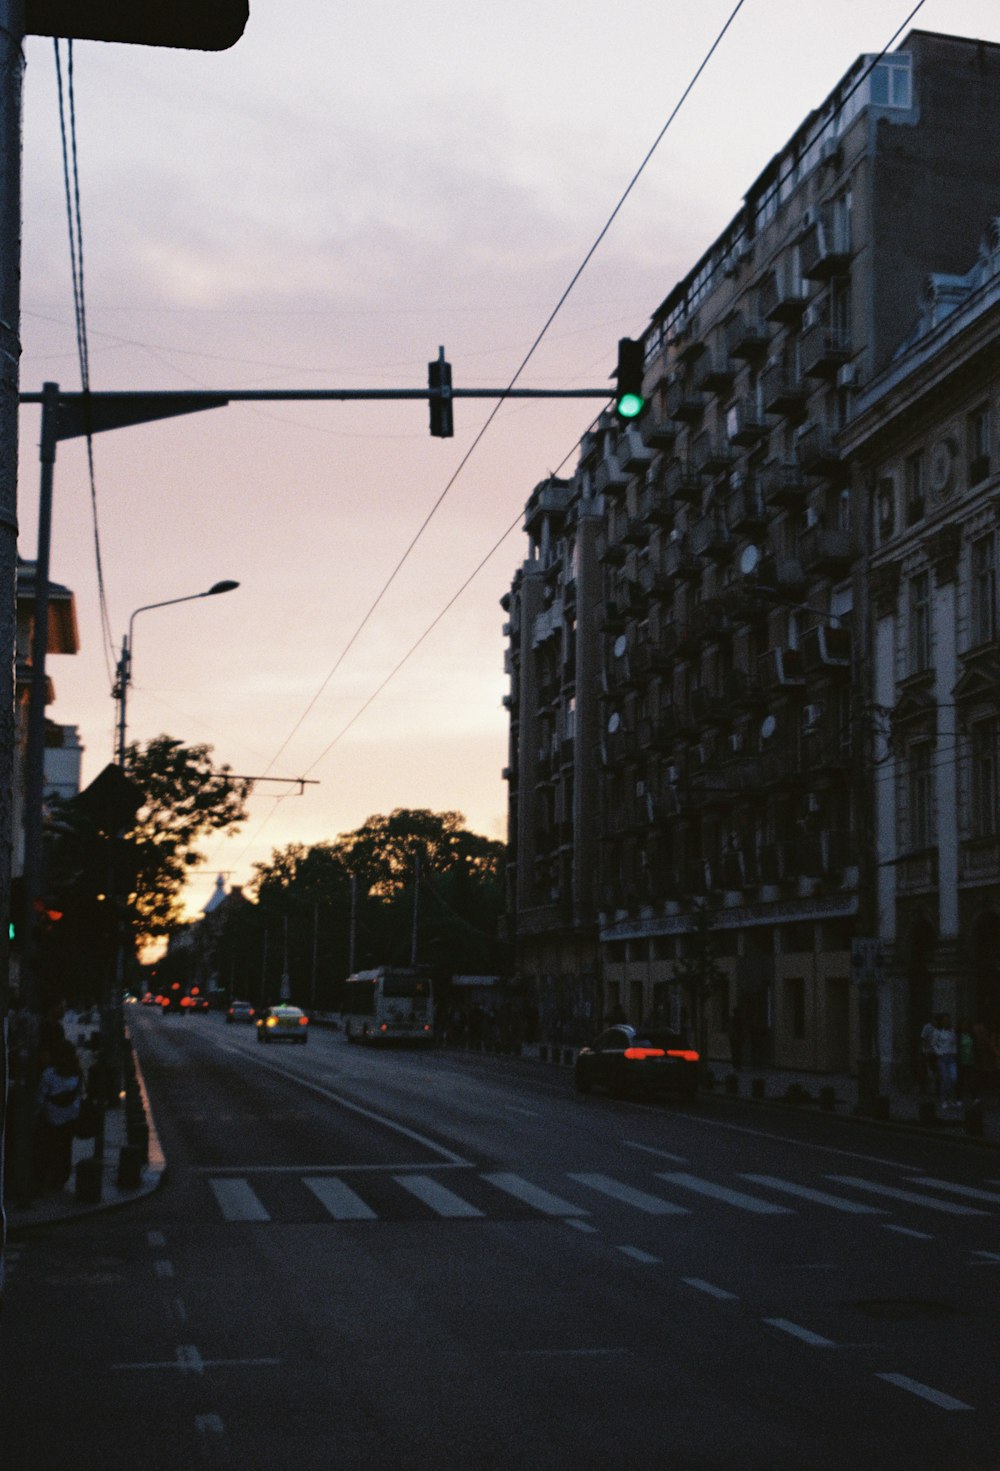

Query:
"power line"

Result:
[[53, 39, 116, 679], [257, 0, 752, 785]]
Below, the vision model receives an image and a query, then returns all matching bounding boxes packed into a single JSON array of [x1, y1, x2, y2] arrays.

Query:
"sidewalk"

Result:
[[5, 1023, 165, 1236]]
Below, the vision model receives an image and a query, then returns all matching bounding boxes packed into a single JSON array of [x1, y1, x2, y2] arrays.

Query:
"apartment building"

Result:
[[502, 31, 1000, 1072], [841, 216, 1000, 1082]]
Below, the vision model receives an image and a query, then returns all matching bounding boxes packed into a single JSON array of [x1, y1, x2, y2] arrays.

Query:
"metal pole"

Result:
[[0, 0, 26, 1286], [115, 632, 129, 767], [310, 901, 318, 1012], [410, 850, 420, 967], [348, 874, 357, 976]]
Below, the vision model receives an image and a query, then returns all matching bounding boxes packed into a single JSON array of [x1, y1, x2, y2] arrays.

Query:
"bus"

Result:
[[340, 966, 434, 1045]]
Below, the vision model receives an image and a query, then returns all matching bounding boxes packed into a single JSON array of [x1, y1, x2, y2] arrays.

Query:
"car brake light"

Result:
[[298, 1016, 308, 1026], [423, 1024, 430, 1032], [667, 1049, 700, 1062], [379, 1022, 388, 1033], [624, 1047, 666, 1060]]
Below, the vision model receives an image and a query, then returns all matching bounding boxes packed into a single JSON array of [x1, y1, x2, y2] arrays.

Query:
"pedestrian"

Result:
[[728, 1002, 745, 1071], [931, 1011, 958, 1109], [34, 1036, 83, 1189], [957, 1018, 975, 1101], [919, 1013, 938, 1095]]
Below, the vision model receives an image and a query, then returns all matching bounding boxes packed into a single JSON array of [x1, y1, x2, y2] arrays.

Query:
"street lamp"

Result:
[[115, 579, 239, 767]]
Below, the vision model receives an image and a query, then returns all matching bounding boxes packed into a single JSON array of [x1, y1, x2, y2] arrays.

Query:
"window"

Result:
[[909, 742, 934, 849], [971, 719, 1000, 838], [971, 533, 997, 646], [905, 451, 925, 525], [908, 571, 931, 674], [968, 404, 991, 486]]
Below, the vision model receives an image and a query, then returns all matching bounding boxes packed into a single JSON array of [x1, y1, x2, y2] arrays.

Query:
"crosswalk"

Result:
[[200, 1163, 1000, 1229]]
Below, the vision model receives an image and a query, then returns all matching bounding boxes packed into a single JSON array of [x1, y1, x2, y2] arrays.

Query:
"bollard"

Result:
[[751, 1078, 766, 1100], [819, 1086, 837, 1112], [964, 1100, 984, 1137], [724, 1073, 739, 1096], [127, 1119, 149, 1164], [75, 1156, 102, 1204], [117, 1145, 144, 1189]]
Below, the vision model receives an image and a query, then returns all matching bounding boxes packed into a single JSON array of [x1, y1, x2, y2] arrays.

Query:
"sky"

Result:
[[16, 0, 1000, 925]]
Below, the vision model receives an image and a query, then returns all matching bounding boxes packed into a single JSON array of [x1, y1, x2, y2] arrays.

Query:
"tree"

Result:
[[122, 735, 252, 942]]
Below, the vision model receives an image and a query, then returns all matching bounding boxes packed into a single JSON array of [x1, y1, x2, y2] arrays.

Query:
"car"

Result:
[[256, 1004, 309, 1044], [226, 999, 257, 1024], [574, 1023, 699, 1100]]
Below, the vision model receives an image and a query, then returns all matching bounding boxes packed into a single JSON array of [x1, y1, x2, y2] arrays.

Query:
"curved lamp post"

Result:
[[115, 579, 239, 767]]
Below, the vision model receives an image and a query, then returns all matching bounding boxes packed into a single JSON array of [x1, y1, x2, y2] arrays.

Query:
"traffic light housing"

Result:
[[428, 348, 454, 438], [26, 0, 249, 49], [614, 337, 647, 422]]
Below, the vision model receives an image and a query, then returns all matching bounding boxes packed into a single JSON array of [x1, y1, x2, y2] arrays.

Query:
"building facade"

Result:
[[503, 31, 1000, 1073]]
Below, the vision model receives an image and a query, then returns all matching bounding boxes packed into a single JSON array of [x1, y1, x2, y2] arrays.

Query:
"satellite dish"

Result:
[[613, 634, 628, 658], [739, 544, 761, 577], [760, 714, 777, 741], [608, 712, 621, 734]]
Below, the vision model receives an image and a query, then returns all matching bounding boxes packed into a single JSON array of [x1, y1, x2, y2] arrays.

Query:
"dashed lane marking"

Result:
[[876, 1374, 973, 1411]]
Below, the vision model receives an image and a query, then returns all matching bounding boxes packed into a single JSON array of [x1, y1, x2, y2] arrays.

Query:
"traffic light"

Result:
[[26, 0, 249, 50], [613, 337, 647, 422], [428, 347, 454, 438]]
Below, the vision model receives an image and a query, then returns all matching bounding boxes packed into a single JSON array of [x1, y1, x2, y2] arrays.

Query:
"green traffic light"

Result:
[[616, 392, 645, 420]]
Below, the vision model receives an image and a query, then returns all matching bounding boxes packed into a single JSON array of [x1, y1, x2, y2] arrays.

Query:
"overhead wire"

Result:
[[53, 39, 116, 679]]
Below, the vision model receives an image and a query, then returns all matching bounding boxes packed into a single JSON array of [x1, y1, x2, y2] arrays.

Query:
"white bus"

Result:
[[340, 966, 434, 1044]]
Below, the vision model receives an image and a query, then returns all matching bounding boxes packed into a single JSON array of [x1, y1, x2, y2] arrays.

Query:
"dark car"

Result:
[[574, 1024, 699, 1100], [226, 999, 256, 1024]]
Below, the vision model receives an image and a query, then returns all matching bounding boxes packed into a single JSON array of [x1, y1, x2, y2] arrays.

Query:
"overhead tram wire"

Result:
[[254, 0, 752, 785], [54, 39, 116, 681]]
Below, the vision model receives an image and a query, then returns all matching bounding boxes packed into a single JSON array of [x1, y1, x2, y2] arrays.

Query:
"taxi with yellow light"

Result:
[[256, 1003, 309, 1044]]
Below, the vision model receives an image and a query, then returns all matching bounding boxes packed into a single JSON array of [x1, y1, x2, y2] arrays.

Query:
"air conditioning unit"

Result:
[[803, 703, 823, 729], [729, 732, 745, 754], [804, 505, 820, 528]]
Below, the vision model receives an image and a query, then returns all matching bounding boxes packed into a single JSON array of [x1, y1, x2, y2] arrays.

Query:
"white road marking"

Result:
[[568, 1173, 690, 1215], [907, 1176, 1000, 1205], [113, 1348, 281, 1374], [971, 1249, 1000, 1264], [763, 1318, 836, 1347], [172, 1298, 188, 1324], [304, 1177, 378, 1220], [656, 1173, 794, 1215], [739, 1174, 885, 1214], [194, 1162, 470, 1173], [876, 1374, 973, 1410], [616, 1246, 661, 1264], [508, 1348, 628, 1357], [215, 1040, 470, 1165], [154, 1259, 175, 1279], [147, 1230, 166, 1248], [482, 1173, 590, 1217], [195, 1415, 225, 1437], [882, 1224, 934, 1240], [393, 1174, 484, 1218], [622, 1141, 688, 1164], [208, 1178, 271, 1222], [669, 1111, 918, 1169], [825, 1177, 988, 1216], [564, 1219, 599, 1234], [682, 1278, 738, 1301]]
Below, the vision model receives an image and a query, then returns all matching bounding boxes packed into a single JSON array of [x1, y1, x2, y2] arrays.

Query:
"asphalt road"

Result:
[[3, 1008, 1000, 1470]]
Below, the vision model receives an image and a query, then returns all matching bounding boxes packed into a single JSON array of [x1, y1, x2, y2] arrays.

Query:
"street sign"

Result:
[[851, 937, 885, 985]]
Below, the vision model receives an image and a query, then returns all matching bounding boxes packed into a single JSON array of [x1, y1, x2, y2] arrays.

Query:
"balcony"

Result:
[[690, 596, 733, 644], [662, 537, 702, 584], [727, 477, 768, 534], [801, 725, 851, 772], [758, 645, 806, 689], [796, 421, 841, 474], [642, 413, 679, 450], [620, 427, 653, 474], [755, 554, 807, 598], [641, 483, 674, 527], [797, 524, 854, 577], [761, 360, 809, 420], [693, 348, 737, 396], [800, 217, 852, 281], [621, 511, 648, 546], [691, 430, 735, 477], [594, 455, 628, 495], [800, 322, 851, 380], [597, 537, 627, 566], [690, 684, 729, 726], [690, 513, 733, 564], [726, 313, 770, 361], [723, 666, 765, 708], [665, 378, 707, 424], [664, 459, 705, 507], [759, 458, 808, 509], [760, 269, 809, 324], [800, 622, 852, 672], [727, 396, 771, 447]]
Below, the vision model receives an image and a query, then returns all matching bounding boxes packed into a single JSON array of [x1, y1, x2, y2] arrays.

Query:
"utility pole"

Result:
[[411, 850, 420, 967]]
